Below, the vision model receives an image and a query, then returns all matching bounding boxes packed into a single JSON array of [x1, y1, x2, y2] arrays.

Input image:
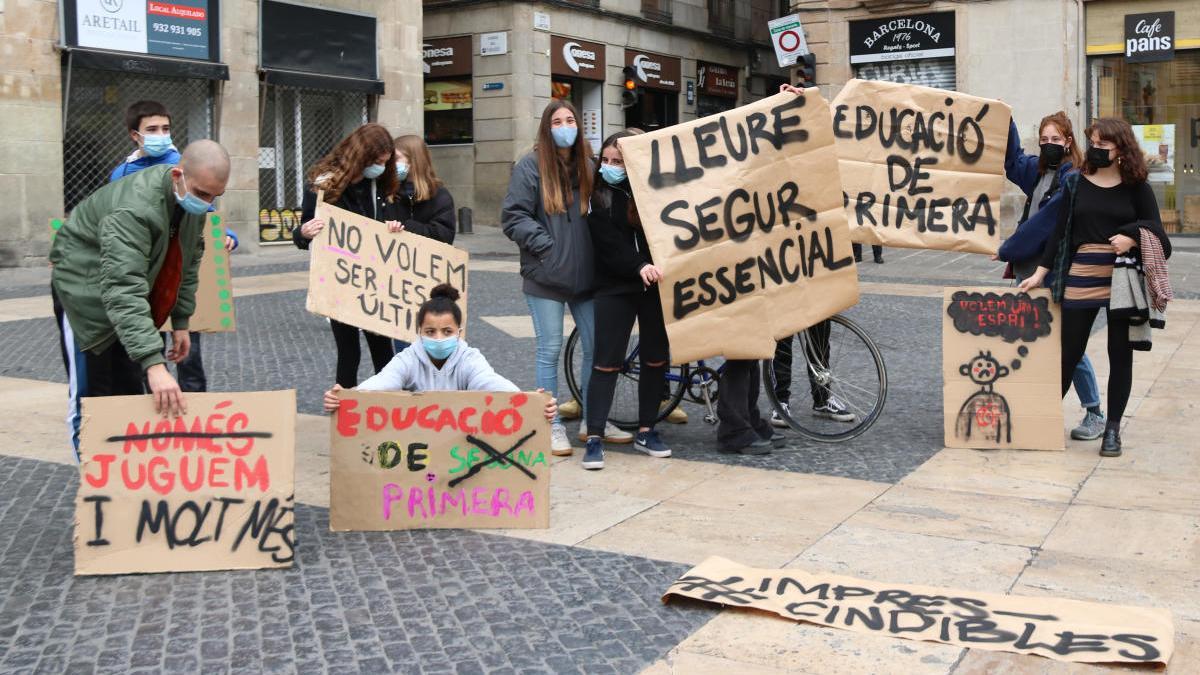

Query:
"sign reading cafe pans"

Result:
[[551, 35, 605, 81]]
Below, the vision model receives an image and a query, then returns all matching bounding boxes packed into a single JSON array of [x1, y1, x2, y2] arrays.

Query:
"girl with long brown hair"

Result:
[[293, 123, 400, 388], [501, 99, 631, 455], [388, 134, 456, 244], [1020, 117, 1172, 457]]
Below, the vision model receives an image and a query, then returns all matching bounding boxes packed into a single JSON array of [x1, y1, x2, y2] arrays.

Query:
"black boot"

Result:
[[1100, 426, 1122, 457]]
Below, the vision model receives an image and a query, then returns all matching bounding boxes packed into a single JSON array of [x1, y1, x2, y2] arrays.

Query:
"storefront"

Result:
[[847, 10, 956, 90], [624, 49, 681, 131], [256, 0, 381, 244], [696, 61, 740, 118], [550, 36, 605, 153], [423, 36, 474, 147], [59, 0, 226, 212], [1087, 2, 1200, 233]]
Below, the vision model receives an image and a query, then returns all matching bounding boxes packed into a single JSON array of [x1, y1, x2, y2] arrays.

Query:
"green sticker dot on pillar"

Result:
[[220, 317, 232, 328], [219, 289, 231, 300], [220, 302, 232, 312]]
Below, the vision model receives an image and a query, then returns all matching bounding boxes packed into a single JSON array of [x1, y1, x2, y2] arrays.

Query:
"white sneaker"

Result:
[[578, 422, 634, 444], [550, 423, 573, 456], [770, 402, 792, 428]]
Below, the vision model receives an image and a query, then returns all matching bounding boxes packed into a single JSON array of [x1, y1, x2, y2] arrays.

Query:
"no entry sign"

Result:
[[769, 14, 808, 67]]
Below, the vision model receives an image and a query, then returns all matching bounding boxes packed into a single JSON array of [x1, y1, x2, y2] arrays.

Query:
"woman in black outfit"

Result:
[[294, 123, 399, 387], [581, 129, 673, 470], [1020, 118, 1171, 457]]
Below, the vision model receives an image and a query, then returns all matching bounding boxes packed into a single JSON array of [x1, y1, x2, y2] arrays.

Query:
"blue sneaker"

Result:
[[582, 437, 605, 470], [634, 430, 672, 458]]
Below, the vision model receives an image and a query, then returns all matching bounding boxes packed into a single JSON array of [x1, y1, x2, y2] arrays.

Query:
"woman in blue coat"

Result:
[[998, 111, 1105, 442]]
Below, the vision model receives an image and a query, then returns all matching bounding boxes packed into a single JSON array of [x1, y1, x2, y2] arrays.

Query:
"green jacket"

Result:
[[50, 164, 204, 370]]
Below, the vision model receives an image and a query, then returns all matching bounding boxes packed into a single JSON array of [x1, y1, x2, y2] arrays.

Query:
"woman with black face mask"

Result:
[[1019, 118, 1172, 458], [997, 113, 1105, 443]]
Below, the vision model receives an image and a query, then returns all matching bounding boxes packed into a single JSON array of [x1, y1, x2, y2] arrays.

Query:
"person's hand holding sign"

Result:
[[639, 263, 664, 286], [1017, 267, 1049, 293], [386, 220, 405, 234], [300, 217, 325, 240], [167, 329, 191, 363], [780, 83, 806, 97], [146, 364, 186, 417]]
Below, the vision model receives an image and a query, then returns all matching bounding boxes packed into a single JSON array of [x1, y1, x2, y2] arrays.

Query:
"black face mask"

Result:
[[1087, 145, 1114, 168], [1039, 143, 1066, 167]]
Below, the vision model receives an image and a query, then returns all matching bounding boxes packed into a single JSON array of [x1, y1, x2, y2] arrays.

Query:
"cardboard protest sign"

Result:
[[330, 390, 551, 531], [306, 201, 469, 342], [664, 556, 1174, 665], [74, 391, 296, 576], [943, 287, 1063, 450], [832, 79, 1010, 255], [619, 90, 859, 364]]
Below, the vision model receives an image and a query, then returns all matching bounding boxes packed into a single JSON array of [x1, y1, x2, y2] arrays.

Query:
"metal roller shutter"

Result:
[[854, 57, 956, 91]]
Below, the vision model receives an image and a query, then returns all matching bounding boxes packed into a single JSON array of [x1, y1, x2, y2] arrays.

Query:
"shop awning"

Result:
[[62, 47, 229, 81], [260, 0, 382, 95]]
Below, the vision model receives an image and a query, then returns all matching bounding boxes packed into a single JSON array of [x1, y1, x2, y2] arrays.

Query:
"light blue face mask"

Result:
[[395, 162, 410, 181], [599, 163, 627, 185], [362, 163, 386, 180], [551, 125, 578, 148], [174, 173, 212, 216], [141, 133, 173, 158], [422, 335, 459, 360]]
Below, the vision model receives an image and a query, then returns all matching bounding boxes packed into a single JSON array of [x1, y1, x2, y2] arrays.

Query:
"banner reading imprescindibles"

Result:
[[665, 556, 1174, 665], [330, 390, 551, 531], [619, 90, 859, 364], [306, 201, 469, 343], [74, 391, 296, 576], [832, 79, 1011, 254]]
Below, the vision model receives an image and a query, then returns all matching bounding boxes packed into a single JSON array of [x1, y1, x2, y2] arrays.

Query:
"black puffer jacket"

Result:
[[385, 182, 456, 244], [588, 182, 652, 297], [293, 178, 390, 249]]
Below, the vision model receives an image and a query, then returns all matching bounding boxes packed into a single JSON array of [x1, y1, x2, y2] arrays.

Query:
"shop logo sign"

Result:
[[632, 54, 661, 82], [1125, 11, 1174, 63], [562, 41, 596, 74], [100, 0, 123, 12]]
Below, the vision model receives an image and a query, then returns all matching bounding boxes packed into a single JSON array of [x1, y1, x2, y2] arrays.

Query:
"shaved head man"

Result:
[[50, 140, 231, 459]]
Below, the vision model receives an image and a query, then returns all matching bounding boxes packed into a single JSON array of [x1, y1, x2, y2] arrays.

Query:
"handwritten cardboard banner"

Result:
[[832, 79, 1010, 255], [330, 390, 551, 531], [664, 556, 1174, 665], [942, 287, 1063, 450], [620, 90, 859, 363], [306, 201, 469, 343], [75, 391, 296, 576]]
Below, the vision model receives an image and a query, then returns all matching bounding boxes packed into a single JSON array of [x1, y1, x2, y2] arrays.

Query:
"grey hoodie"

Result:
[[356, 339, 518, 393], [501, 151, 594, 302]]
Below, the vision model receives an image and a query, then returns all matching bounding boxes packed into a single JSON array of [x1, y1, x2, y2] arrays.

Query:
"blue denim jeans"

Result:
[[525, 294, 594, 424], [1072, 354, 1101, 410]]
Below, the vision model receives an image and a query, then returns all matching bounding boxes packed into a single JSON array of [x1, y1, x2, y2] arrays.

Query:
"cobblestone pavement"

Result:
[[0, 456, 712, 675]]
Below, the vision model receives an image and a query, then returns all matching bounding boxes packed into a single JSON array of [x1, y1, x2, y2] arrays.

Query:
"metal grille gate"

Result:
[[61, 66, 213, 212], [257, 85, 368, 244]]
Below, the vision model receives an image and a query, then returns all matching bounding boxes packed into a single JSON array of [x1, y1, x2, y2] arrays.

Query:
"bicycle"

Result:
[[563, 314, 887, 443]]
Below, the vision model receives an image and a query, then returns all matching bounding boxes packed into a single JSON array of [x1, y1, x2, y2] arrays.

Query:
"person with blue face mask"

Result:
[[323, 284, 559, 425], [502, 99, 635, 457], [294, 123, 401, 388]]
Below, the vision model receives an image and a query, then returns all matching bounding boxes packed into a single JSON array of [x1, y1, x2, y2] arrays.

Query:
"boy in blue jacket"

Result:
[[111, 100, 239, 392], [998, 113, 1105, 441]]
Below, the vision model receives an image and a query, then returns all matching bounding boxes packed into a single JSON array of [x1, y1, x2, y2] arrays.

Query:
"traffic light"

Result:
[[621, 65, 641, 109], [796, 53, 816, 88]]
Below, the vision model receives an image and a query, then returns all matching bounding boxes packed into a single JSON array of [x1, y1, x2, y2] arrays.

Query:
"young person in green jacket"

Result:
[[51, 140, 231, 459]]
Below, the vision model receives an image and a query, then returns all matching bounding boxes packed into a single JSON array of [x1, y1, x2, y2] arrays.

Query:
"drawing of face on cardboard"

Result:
[[960, 350, 1009, 390], [956, 350, 1012, 443]]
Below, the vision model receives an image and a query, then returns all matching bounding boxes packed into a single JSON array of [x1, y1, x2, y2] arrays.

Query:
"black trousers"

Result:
[[159, 332, 206, 392], [1060, 307, 1132, 425], [772, 319, 833, 407], [853, 243, 883, 261], [716, 359, 773, 451], [330, 319, 394, 388], [586, 290, 669, 432]]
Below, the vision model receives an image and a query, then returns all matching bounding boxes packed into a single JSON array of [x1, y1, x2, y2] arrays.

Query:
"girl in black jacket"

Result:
[[581, 130, 673, 470], [294, 123, 399, 388]]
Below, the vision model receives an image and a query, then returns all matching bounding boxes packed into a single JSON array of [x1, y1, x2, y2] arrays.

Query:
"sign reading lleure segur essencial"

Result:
[[619, 90, 859, 364], [832, 79, 1010, 255]]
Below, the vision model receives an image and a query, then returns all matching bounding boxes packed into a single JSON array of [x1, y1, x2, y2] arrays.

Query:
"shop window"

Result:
[[424, 79, 474, 146], [61, 68, 213, 212], [708, 0, 734, 37], [642, 0, 672, 24], [257, 85, 368, 244]]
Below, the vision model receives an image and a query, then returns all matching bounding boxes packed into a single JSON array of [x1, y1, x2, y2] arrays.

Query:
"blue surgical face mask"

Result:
[[422, 335, 459, 360], [551, 125, 578, 148], [174, 173, 212, 215], [141, 133, 173, 158], [395, 162, 409, 181], [599, 163, 626, 185], [362, 163, 386, 180]]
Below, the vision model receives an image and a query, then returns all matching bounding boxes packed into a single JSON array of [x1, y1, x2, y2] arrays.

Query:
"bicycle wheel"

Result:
[[563, 327, 687, 430], [763, 314, 888, 442]]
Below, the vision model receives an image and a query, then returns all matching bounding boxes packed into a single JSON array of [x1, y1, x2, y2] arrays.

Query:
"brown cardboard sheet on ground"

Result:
[[74, 391, 296, 576], [664, 556, 1174, 666], [832, 79, 1010, 255], [330, 390, 551, 531], [619, 89, 859, 364], [306, 201, 469, 343], [942, 287, 1064, 450]]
